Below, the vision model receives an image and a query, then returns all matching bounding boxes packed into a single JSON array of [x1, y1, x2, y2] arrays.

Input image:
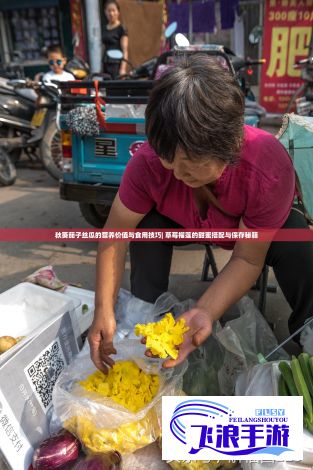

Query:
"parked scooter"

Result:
[[109, 32, 266, 126], [0, 79, 61, 183], [0, 55, 89, 184], [229, 53, 267, 126], [171, 35, 266, 126]]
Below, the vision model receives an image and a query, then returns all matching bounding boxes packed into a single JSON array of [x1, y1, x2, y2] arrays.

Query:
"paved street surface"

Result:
[[0, 123, 301, 356]]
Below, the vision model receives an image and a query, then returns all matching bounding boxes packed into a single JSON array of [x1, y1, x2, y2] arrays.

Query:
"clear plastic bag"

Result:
[[300, 322, 313, 355], [235, 362, 278, 396], [52, 339, 187, 455], [114, 289, 195, 341], [121, 441, 171, 470], [183, 332, 224, 396], [215, 296, 289, 395]]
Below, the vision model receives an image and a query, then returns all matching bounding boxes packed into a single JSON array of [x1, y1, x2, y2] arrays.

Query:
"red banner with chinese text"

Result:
[[70, 0, 87, 61], [260, 0, 313, 114]]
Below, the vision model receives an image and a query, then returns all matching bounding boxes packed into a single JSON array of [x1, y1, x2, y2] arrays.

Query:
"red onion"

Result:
[[32, 429, 80, 470]]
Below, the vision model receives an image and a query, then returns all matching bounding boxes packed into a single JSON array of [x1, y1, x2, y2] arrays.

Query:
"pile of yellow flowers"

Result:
[[65, 409, 160, 454], [66, 361, 161, 454], [79, 360, 159, 413], [135, 312, 189, 360]]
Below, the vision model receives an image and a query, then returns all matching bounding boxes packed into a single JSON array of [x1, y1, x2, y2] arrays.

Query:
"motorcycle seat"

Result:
[[16, 88, 37, 101]]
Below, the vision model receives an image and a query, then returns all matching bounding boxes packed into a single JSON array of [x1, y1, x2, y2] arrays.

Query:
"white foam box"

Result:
[[0, 309, 81, 470], [0, 282, 83, 364], [0, 283, 82, 470], [62, 285, 95, 337]]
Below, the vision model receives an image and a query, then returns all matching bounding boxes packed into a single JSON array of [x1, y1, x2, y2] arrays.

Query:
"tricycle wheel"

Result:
[[0, 149, 17, 186], [40, 119, 62, 181], [79, 203, 111, 228], [0, 127, 22, 164]]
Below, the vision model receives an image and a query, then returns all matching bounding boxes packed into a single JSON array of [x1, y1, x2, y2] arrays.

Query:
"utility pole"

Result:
[[84, 0, 102, 73]]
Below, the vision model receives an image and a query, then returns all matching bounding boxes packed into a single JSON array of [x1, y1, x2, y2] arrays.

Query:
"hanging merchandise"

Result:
[[70, 0, 87, 61], [169, 1, 216, 35], [8, 6, 61, 62], [192, 0, 215, 33], [168, 2, 189, 34], [220, 0, 239, 30]]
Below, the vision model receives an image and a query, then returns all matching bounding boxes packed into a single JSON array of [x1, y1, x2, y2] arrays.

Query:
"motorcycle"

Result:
[[108, 33, 266, 126], [0, 79, 61, 183], [0, 55, 89, 184]]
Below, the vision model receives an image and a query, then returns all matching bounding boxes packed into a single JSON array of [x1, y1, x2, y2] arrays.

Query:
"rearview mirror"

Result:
[[249, 26, 263, 45], [165, 22, 177, 39], [107, 49, 123, 60], [175, 33, 190, 47]]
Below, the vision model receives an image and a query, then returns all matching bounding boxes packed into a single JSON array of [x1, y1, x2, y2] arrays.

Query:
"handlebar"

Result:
[[244, 58, 266, 66], [293, 57, 313, 68], [231, 57, 265, 72], [8, 78, 60, 93]]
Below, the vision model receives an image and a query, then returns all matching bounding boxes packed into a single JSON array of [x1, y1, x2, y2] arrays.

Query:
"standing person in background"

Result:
[[102, 0, 129, 79]]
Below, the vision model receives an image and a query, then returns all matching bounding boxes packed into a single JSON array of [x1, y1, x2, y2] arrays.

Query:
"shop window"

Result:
[[8, 6, 61, 62]]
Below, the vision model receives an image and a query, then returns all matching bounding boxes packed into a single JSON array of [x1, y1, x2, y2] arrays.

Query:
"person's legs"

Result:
[[129, 210, 183, 302], [266, 206, 313, 336]]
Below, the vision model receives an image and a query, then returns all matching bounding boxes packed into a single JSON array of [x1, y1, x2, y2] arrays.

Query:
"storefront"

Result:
[[0, 0, 75, 78]]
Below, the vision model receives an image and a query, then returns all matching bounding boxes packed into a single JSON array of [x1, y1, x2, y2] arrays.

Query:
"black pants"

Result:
[[129, 207, 313, 336], [103, 61, 120, 79]]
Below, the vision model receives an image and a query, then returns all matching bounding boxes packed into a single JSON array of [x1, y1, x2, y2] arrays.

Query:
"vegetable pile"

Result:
[[278, 353, 313, 434], [78, 360, 159, 413], [135, 312, 189, 360]]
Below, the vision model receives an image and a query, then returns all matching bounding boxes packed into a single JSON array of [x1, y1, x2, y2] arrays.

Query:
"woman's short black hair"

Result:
[[104, 0, 120, 12], [145, 54, 245, 164]]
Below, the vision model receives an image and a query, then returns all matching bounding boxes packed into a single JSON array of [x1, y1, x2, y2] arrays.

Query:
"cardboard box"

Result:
[[0, 310, 80, 470]]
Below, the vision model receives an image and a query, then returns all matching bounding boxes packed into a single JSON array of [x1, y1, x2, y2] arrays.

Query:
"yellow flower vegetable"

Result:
[[69, 361, 162, 454], [167, 462, 238, 470], [135, 312, 189, 360], [65, 408, 160, 454], [79, 360, 160, 413]]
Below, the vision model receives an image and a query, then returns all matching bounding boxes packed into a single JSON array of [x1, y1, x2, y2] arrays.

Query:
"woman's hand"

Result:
[[88, 313, 117, 373], [145, 307, 214, 368], [119, 66, 127, 77]]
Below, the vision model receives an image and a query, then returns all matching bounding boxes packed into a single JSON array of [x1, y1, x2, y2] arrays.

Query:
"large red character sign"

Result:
[[260, 0, 313, 114]]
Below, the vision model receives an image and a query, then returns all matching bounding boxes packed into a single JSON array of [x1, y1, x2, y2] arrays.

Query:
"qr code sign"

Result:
[[25, 338, 66, 411]]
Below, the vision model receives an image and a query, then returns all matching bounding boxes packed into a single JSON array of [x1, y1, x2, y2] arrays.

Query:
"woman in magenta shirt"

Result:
[[88, 55, 313, 372]]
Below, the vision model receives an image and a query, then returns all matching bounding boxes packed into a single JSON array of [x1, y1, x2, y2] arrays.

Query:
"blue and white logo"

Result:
[[162, 396, 303, 461]]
